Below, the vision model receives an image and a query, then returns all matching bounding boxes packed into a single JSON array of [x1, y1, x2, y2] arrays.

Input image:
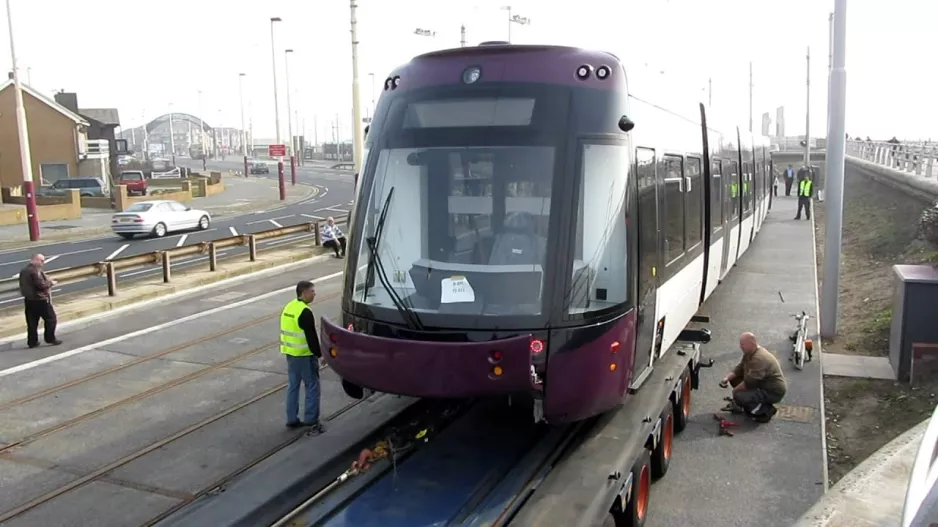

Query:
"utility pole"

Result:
[[748, 62, 753, 133], [168, 104, 176, 165], [821, 0, 848, 339], [460, 24, 467, 47], [285, 49, 294, 157], [6, 0, 38, 240], [826, 12, 833, 141], [350, 0, 364, 172], [708, 77, 712, 108], [238, 73, 247, 157], [269, 17, 283, 156], [804, 46, 811, 168]]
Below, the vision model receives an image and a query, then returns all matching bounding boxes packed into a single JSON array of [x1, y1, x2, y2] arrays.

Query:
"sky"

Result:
[[1, 0, 933, 142]]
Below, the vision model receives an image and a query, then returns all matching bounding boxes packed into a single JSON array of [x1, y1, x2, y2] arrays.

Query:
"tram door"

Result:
[[631, 148, 659, 389]]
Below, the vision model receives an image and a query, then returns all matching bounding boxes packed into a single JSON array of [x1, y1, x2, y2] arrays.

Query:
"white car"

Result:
[[111, 200, 211, 239]]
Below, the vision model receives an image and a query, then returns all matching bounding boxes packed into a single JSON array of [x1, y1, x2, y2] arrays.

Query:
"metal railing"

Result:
[[847, 139, 938, 179], [0, 215, 349, 298], [903, 403, 938, 526]]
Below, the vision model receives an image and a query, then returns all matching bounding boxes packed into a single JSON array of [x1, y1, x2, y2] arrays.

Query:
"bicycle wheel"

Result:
[[794, 320, 806, 370]]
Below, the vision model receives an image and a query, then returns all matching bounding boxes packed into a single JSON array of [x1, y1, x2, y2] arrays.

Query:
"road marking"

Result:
[[118, 252, 229, 279], [261, 233, 314, 248], [301, 214, 325, 220], [229, 226, 238, 236], [246, 214, 293, 226], [268, 219, 283, 228], [145, 229, 215, 243], [44, 255, 61, 264], [0, 270, 344, 378], [105, 244, 129, 261], [176, 234, 188, 248], [0, 288, 61, 306], [0, 247, 102, 268]]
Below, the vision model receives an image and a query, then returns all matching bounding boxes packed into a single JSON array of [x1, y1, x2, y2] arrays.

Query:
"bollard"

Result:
[[209, 242, 218, 271], [161, 252, 171, 283], [106, 262, 117, 296], [249, 234, 257, 262], [244, 155, 249, 178], [290, 155, 296, 186], [313, 222, 321, 246], [278, 161, 286, 200]]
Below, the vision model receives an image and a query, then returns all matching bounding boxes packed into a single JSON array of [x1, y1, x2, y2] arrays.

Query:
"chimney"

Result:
[[54, 92, 79, 114]]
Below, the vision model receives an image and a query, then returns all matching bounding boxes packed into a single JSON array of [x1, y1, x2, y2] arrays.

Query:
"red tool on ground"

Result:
[[713, 414, 740, 437]]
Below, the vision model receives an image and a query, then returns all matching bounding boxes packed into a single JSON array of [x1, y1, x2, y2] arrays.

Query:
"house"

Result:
[[0, 76, 91, 190], [53, 93, 122, 180]]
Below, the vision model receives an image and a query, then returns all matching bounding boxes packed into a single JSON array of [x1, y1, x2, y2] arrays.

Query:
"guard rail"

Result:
[[847, 139, 938, 180], [0, 215, 349, 298]]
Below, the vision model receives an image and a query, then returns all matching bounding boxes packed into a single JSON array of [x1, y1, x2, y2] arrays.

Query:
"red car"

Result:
[[118, 171, 148, 196]]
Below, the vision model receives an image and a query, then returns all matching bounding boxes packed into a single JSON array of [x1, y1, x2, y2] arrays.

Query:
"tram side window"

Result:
[[635, 147, 657, 304], [727, 161, 739, 220], [710, 160, 723, 233], [685, 156, 702, 250], [742, 162, 752, 213], [662, 154, 685, 264], [569, 143, 630, 314]]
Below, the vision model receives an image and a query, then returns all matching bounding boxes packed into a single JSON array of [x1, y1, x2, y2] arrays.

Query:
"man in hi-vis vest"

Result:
[[280, 280, 325, 434], [794, 168, 813, 221]]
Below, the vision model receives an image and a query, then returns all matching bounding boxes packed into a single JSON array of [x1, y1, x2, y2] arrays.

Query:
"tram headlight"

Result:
[[576, 64, 592, 80], [462, 66, 482, 84], [596, 65, 611, 80], [392, 76, 401, 89]]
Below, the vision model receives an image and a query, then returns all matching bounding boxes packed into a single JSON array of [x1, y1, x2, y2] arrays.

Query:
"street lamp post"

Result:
[[350, 0, 363, 173], [285, 49, 296, 185], [5, 0, 38, 240], [238, 73, 247, 157], [502, 6, 530, 43], [168, 103, 176, 166], [197, 89, 205, 157], [367, 72, 375, 120], [270, 16, 283, 157]]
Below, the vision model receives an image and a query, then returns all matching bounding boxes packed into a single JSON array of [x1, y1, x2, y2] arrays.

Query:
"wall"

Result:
[[0, 188, 81, 224], [113, 183, 192, 212], [0, 88, 80, 188]]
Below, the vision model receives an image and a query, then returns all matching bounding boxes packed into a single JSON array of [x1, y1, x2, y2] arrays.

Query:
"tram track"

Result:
[[0, 360, 362, 525], [0, 290, 340, 413]]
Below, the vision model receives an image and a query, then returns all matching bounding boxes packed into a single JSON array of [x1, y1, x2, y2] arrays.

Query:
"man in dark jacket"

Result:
[[18, 254, 62, 348]]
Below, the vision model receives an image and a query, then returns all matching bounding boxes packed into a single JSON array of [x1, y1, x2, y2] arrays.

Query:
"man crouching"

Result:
[[720, 332, 787, 423]]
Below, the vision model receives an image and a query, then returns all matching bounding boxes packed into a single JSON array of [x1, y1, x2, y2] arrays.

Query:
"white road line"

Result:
[[261, 234, 314, 248], [105, 244, 129, 261], [327, 207, 349, 213], [229, 226, 238, 236], [119, 252, 228, 278], [44, 255, 61, 264], [268, 219, 283, 228], [0, 246, 102, 268], [301, 214, 325, 220], [144, 229, 215, 243], [0, 288, 61, 306], [176, 234, 188, 248], [0, 270, 344, 378]]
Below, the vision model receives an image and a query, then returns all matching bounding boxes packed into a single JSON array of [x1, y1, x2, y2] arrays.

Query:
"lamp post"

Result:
[[197, 89, 205, 157], [238, 73, 247, 157], [350, 0, 363, 173], [168, 103, 176, 165], [5, 0, 37, 240], [270, 16, 283, 157], [502, 6, 530, 43], [285, 49, 294, 158]]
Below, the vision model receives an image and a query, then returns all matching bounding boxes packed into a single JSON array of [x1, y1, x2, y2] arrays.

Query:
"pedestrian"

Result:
[[280, 280, 325, 434], [783, 164, 795, 196], [18, 254, 62, 349], [321, 217, 347, 258], [719, 332, 787, 423], [794, 168, 813, 220]]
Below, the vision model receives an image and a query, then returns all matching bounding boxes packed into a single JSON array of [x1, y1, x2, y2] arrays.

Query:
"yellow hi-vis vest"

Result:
[[799, 179, 813, 197], [280, 299, 312, 356]]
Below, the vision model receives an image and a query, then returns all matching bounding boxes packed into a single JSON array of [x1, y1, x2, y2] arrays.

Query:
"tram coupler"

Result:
[[690, 356, 714, 390], [678, 327, 711, 344]]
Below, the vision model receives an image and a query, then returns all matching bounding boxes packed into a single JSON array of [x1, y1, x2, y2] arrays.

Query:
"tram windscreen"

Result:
[[403, 98, 536, 128], [352, 145, 554, 317]]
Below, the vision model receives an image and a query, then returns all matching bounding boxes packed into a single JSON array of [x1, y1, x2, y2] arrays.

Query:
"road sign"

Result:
[[268, 144, 286, 157]]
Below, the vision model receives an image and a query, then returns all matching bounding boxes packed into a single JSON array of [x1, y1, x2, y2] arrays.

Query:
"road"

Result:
[[0, 162, 354, 309]]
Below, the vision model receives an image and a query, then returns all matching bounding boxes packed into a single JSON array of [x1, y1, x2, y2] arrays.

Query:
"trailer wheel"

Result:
[[651, 404, 674, 479], [610, 448, 652, 527], [672, 366, 692, 433]]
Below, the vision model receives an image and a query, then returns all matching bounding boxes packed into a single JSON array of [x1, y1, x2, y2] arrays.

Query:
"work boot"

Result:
[[721, 401, 744, 414], [751, 405, 778, 423]]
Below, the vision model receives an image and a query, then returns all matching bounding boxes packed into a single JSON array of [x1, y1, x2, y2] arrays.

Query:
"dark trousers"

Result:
[[24, 298, 57, 347], [784, 178, 794, 196], [795, 196, 811, 220], [773, 182, 778, 196], [730, 378, 784, 416], [324, 236, 346, 257]]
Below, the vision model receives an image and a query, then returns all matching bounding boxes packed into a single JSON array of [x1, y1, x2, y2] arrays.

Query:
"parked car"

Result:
[[36, 177, 107, 198], [111, 200, 211, 239], [117, 171, 148, 196], [249, 162, 270, 174]]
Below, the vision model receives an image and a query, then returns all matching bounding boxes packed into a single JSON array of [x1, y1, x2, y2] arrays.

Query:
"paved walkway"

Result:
[[0, 177, 316, 247], [647, 194, 826, 527], [0, 259, 354, 526]]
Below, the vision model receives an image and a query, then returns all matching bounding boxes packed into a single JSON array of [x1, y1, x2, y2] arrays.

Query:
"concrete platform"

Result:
[[646, 194, 826, 527], [822, 352, 896, 380], [0, 258, 364, 526]]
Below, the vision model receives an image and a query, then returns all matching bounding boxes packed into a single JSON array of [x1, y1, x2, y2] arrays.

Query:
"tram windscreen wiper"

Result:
[[362, 187, 424, 330]]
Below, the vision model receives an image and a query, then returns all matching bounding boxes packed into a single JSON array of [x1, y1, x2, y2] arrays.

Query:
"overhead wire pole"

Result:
[[749, 61, 753, 132], [270, 16, 283, 159], [460, 24, 467, 47], [350, 0, 364, 173], [804, 46, 811, 169], [238, 73, 247, 156], [285, 48, 296, 183], [821, 0, 848, 339], [5, 0, 38, 240]]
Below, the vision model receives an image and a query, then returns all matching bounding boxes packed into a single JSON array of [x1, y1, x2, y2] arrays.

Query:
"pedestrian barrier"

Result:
[[0, 215, 349, 298]]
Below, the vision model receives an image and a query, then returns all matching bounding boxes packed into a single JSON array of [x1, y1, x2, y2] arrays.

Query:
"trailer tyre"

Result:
[[651, 404, 674, 480], [672, 366, 692, 434], [615, 448, 652, 527]]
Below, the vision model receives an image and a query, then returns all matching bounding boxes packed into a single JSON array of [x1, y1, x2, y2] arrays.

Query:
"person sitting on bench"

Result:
[[321, 217, 346, 258], [720, 332, 787, 423]]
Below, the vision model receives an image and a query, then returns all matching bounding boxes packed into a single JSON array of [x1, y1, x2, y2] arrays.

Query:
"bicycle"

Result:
[[789, 311, 813, 370]]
